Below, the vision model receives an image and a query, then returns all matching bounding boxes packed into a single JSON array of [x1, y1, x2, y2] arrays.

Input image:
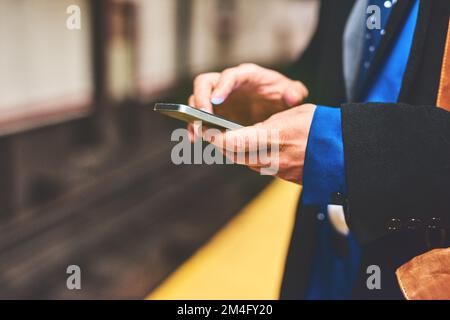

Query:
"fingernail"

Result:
[[211, 97, 225, 105]]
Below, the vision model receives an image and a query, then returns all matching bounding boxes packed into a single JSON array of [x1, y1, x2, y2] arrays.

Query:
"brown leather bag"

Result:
[[396, 248, 450, 300]]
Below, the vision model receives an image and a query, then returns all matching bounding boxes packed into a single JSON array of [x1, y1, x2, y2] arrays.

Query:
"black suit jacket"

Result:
[[281, 0, 450, 299]]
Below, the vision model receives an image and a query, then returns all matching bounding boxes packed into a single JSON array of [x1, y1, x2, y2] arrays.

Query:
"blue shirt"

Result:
[[302, 0, 420, 299]]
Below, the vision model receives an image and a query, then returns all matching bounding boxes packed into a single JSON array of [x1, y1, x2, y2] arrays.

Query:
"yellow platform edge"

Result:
[[148, 179, 301, 300]]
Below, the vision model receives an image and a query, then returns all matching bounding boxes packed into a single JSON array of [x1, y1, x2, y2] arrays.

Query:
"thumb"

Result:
[[282, 81, 308, 107]]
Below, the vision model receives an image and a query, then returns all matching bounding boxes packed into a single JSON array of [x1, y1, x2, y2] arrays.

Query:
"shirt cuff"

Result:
[[302, 105, 347, 205]]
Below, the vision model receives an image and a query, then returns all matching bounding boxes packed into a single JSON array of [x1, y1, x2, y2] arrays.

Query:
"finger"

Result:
[[193, 73, 219, 113], [203, 124, 271, 154], [211, 64, 256, 105], [282, 81, 308, 107], [249, 164, 279, 176], [219, 149, 278, 167], [188, 94, 195, 107], [227, 148, 279, 167], [187, 123, 195, 142], [187, 95, 196, 142], [248, 166, 261, 174], [210, 68, 240, 105], [193, 121, 203, 141], [203, 128, 278, 168]]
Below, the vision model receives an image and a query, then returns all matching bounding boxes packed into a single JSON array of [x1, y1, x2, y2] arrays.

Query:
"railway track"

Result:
[[0, 125, 271, 298]]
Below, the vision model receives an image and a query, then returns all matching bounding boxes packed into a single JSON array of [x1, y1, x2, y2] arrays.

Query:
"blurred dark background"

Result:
[[0, 0, 318, 299]]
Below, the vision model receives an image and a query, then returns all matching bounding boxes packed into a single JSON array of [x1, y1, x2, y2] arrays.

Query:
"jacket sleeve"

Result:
[[341, 103, 450, 244]]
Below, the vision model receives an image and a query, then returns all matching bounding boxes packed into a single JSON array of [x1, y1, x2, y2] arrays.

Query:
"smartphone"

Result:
[[154, 103, 243, 130]]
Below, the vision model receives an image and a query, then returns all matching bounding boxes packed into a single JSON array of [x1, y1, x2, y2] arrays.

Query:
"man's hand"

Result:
[[202, 104, 317, 184], [188, 63, 309, 140]]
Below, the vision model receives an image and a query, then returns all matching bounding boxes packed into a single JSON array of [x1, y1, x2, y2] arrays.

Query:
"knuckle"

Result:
[[239, 63, 258, 70], [279, 157, 290, 169], [194, 72, 218, 86], [279, 135, 287, 151], [294, 81, 308, 96], [267, 112, 281, 122], [293, 80, 302, 87], [221, 68, 236, 77], [194, 74, 207, 85]]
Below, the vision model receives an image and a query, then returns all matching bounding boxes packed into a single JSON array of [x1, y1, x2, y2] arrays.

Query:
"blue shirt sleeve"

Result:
[[302, 106, 347, 205]]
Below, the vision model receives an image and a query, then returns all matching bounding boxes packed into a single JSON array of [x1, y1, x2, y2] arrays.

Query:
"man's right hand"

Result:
[[188, 63, 309, 140]]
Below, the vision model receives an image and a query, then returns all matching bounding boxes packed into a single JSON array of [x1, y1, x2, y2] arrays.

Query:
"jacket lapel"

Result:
[[398, 0, 432, 101]]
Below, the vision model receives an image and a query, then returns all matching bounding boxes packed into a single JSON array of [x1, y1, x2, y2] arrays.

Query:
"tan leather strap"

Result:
[[437, 19, 450, 111]]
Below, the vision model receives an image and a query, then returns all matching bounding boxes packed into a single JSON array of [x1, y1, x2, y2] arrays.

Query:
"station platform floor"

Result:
[[147, 179, 302, 300]]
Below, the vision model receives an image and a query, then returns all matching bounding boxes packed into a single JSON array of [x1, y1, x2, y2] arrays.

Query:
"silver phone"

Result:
[[154, 103, 243, 130]]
